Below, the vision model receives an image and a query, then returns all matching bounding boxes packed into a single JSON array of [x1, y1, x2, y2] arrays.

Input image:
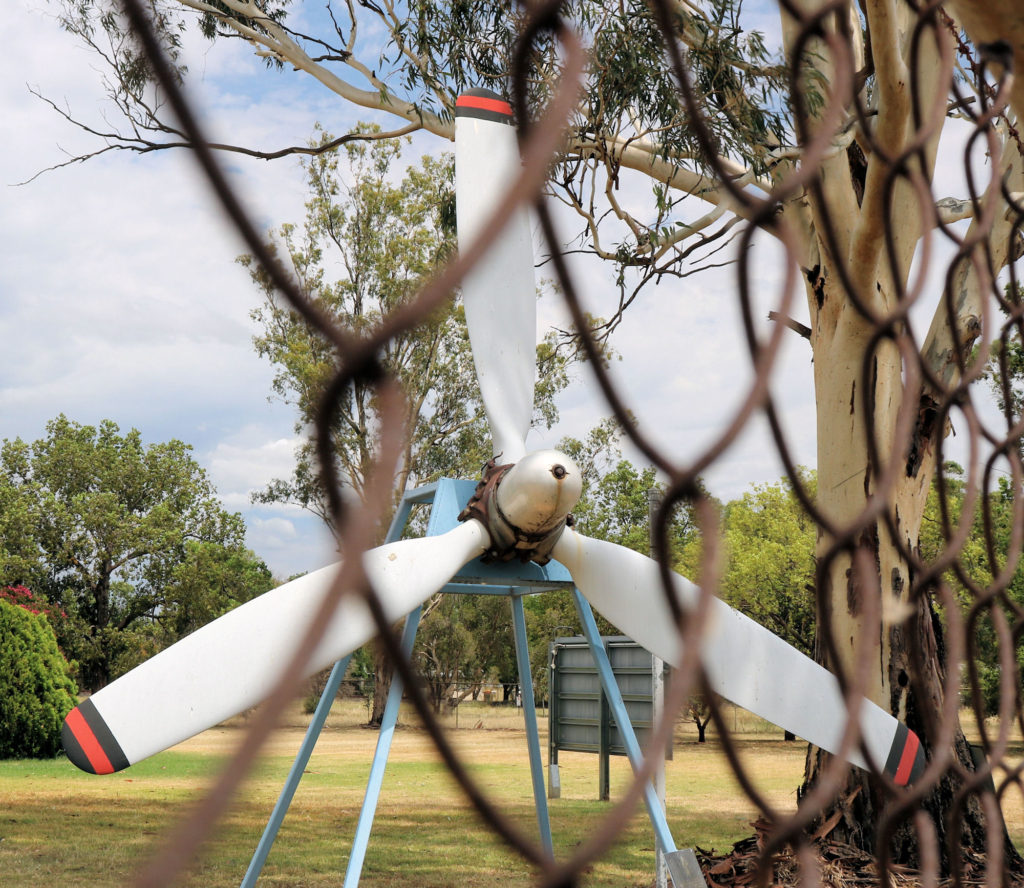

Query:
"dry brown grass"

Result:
[[3, 699, 1021, 887]]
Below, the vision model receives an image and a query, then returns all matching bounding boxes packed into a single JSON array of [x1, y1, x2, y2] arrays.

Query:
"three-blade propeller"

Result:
[[62, 89, 924, 789]]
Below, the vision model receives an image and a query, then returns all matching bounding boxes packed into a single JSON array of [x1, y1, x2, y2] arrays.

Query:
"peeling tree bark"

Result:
[[783, 0, 1024, 872]]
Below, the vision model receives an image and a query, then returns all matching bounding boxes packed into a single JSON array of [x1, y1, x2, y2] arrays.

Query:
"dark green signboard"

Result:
[[548, 636, 669, 799]]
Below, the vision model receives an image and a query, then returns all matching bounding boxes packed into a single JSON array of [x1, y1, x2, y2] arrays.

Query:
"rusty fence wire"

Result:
[[110, 0, 1024, 885]]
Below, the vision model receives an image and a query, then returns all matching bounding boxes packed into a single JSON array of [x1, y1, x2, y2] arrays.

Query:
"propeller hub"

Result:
[[494, 450, 581, 534], [457, 450, 582, 565]]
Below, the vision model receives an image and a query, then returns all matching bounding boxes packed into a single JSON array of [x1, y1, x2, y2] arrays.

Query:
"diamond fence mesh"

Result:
[[110, 0, 1024, 884]]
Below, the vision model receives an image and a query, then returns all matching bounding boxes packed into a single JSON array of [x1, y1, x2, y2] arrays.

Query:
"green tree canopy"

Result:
[[0, 416, 272, 691], [718, 472, 818, 658], [416, 594, 479, 714], [918, 463, 1024, 718], [246, 130, 574, 535], [0, 596, 78, 759]]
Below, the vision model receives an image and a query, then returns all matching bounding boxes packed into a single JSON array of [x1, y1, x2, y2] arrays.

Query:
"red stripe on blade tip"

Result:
[[65, 707, 115, 775], [455, 94, 512, 117], [893, 730, 920, 786]]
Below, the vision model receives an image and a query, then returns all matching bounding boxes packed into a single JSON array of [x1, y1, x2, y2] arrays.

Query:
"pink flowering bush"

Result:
[[0, 585, 67, 621]]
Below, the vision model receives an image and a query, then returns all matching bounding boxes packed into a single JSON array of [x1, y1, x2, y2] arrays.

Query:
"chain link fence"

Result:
[[107, 0, 1024, 885]]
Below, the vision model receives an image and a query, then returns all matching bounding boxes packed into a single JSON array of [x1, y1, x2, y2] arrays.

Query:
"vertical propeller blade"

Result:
[[455, 89, 536, 462], [62, 520, 489, 773], [552, 528, 926, 786]]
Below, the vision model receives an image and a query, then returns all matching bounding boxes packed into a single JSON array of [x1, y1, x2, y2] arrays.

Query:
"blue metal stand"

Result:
[[511, 592, 554, 858], [573, 588, 705, 887], [240, 652, 353, 888], [342, 608, 422, 887], [240, 485, 427, 888], [241, 478, 697, 886], [572, 589, 675, 851]]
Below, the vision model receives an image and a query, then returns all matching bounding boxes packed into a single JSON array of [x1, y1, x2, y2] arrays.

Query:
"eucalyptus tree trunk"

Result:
[[799, 122, 1024, 863], [777, 0, 1024, 868], [369, 645, 393, 727], [800, 268, 992, 863]]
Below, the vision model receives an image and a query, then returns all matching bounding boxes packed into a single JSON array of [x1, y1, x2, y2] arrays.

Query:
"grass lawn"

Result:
[[2, 700, 1020, 887]]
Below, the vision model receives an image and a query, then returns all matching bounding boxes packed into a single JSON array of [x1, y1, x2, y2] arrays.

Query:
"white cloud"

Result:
[[1, 1, 321, 581], [248, 515, 299, 543], [244, 511, 337, 580], [205, 432, 300, 501]]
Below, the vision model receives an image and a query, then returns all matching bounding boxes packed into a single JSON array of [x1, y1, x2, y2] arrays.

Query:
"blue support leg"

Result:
[[241, 493, 422, 887], [240, 654, 353, 888], [510, 592, 554, 858], [572, 590, 677, 852], [572, 590, 707, 888], [342, 607, 422, 888]]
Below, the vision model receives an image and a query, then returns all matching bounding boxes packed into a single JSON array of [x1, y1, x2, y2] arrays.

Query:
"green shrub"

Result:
[[0, 597, 79, 758]]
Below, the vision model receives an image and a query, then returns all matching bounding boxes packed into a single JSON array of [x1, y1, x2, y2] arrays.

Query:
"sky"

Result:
[[0, 0, 994, 581]]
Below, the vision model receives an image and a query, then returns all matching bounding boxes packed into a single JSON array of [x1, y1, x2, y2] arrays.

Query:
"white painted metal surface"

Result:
[[552, 527, 900, 772], [494, 449, 582, 534], [82, 521, 488, 767], [454, 93, 536, 463]]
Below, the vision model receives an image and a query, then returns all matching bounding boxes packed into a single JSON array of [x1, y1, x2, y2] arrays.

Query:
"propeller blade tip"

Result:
[[455, 89, 514, 124], [884, 722, 926, 786], [62, 699, 129, 775]]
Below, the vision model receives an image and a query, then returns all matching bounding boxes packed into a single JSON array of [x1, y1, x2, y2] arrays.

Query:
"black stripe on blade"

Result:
[[883, 722, 926, 786], [905, 737, 927, 785], [63, 697, 130, 774], [883, 722, 910, 777], [455, 88, 514, 125]]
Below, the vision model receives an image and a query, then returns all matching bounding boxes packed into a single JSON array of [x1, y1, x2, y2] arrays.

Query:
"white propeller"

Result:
[[451, 89, 923, 786], [551, 529, 921, 781], [63, 522, 488, 773], [63, 88, 924, 789], [455, 89, 536, 463]]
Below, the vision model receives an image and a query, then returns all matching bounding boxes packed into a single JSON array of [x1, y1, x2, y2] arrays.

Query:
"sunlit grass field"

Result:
[[1, 699, 1021, 887]]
